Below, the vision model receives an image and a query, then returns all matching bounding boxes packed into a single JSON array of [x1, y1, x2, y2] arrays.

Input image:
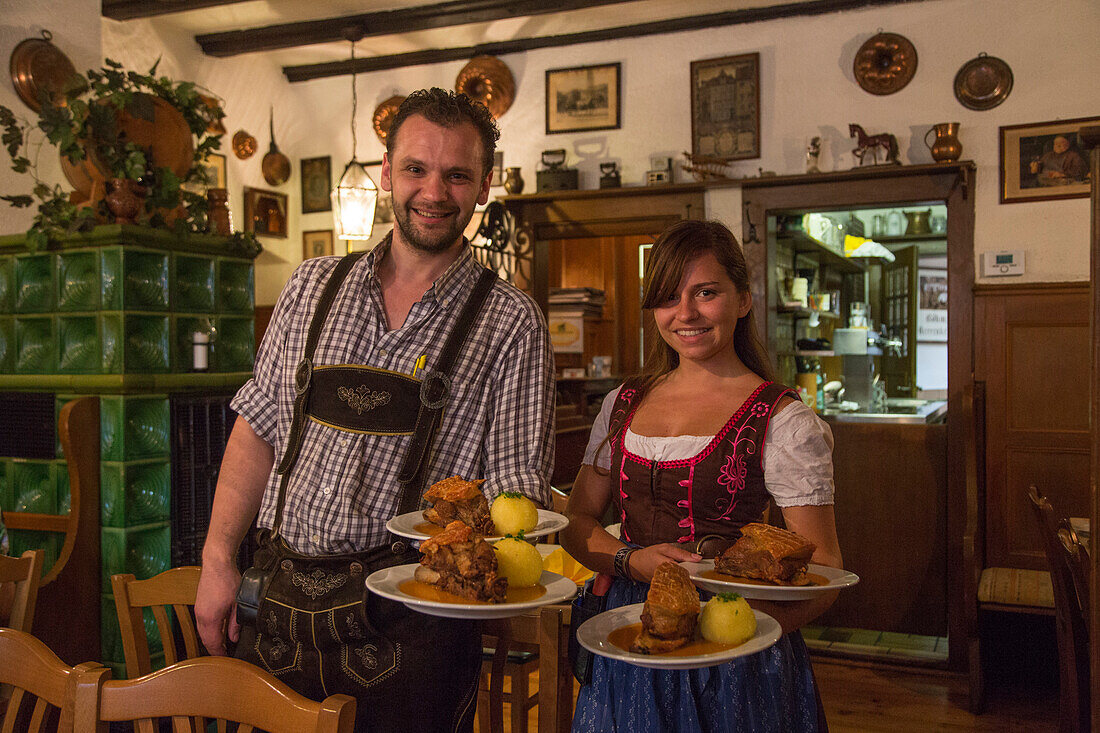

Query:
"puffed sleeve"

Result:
[[762, 401, 835, 507], [582, 386, 622, 471]]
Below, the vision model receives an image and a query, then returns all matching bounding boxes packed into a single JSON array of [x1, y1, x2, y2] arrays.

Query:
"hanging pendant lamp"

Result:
[[332, 33, 378, 242]]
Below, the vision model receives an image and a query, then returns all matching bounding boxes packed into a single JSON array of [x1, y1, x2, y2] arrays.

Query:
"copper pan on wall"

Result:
[[261, 107, 290, 186], [9, 30, 78, 112], [372, 95, 405, 145], [853, 32, 918, 95], [455, 56, 515, 119]]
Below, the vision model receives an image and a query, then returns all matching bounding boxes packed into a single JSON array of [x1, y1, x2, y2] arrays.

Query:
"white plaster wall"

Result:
[[3, 0, 1098, 304], [1, 0, 102, 234]]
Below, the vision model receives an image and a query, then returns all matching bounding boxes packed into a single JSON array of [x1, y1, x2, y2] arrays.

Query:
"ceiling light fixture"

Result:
[[331, 28, 377, 244]]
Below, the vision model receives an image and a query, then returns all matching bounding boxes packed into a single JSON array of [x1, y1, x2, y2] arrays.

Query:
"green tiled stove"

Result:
[[0, 224, 258, 676]]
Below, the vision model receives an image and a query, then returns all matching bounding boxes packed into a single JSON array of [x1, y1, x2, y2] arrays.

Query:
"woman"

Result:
[[561, 219, 842, 732]]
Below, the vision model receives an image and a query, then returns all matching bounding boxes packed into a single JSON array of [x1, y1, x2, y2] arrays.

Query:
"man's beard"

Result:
[[392, 200, 466, 253]]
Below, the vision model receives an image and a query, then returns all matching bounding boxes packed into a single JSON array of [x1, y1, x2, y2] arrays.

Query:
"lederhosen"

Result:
[[234, 251, 498, 732]]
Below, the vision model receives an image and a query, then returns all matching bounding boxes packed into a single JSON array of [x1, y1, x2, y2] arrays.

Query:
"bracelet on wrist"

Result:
[[613, 546, 637, 579]]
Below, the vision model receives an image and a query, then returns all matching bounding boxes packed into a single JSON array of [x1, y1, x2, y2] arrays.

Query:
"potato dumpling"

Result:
[[699, 593, 757, 645], [493, 537, 544, 588], [490, 492, 539, 536]]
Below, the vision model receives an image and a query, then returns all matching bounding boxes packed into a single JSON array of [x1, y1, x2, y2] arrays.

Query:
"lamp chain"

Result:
[[349, 40, 358, 160]]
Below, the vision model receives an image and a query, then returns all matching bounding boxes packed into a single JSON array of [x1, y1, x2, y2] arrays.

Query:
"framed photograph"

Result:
[[690, 53, 760, 160], [300, 156, 332, 213], [545, 62, 621, 134], [200, 153, 227, 189], [999, 116, 1096, 203], [243, 187, 288, 238], [917, 268, 948, 342], [302, 229, 334, 259]]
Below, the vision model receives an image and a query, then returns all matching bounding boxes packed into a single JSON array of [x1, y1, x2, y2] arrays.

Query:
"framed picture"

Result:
[[300, 156, 332, 213], [916, 268, 948, 342], [545, 62, 621, 134], [243, 187, 288, 238], [200, 153, 227, 189], [999, 116, 1096, 203], [689, 52, 760, 160], [490, 150, 504, 187], [302, 229, 334, 259]]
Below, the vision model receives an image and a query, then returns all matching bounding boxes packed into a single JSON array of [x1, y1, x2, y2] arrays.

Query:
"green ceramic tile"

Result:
[[217, 260, 254, 313], [14, 315, 56, 373], [878, 632, 938, 652], [100, 247, 122, 310], [171, 315, 214, 373], [99, 396, 170, 461], [100, 523, 171, 593], [59, 315, 100, 373], [100, 312, 123, 373], [0, 317, 12, 372], [10, 460, 56, 514], [0, 256, 13, 314], [58, 251, 100, 311], [122, 250, 169, 311], [0, 460, 11, 513], [123, 314, 170, 372], [14, 254, 55, 313], [213, 316, 254, 372], [173, 255, 216, 312], [8, 530, 59, 574], [100, 595, 168, 669], [799, 625, 824, 641], [100, 460, 171, 528]]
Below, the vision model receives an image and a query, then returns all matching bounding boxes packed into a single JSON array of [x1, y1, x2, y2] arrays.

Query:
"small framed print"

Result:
[[243, 187, 288, 238], [302, 229, 334, 259], [690, 53, 760, 160], [200, 153, 227, 189], [999, 116, 1096, 203], [545, 62, 621, 134], [300, 155, 332, 213]]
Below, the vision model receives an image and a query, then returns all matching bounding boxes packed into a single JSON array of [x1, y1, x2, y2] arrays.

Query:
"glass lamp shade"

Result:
[[331, 159, 379, 240]]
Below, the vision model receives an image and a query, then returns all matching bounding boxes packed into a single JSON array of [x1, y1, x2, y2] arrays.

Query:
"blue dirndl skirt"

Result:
[[571, 576, 824, 733]]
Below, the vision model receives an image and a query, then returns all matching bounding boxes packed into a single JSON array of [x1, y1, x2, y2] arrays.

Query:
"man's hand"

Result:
[[195, 559, 242, 656]]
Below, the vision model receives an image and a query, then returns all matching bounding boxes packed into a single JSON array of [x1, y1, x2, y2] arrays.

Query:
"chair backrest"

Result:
[[110, 566, 202, 678], [73, 656, 356, 733], [1026, 485, 1090, 733], [0, 549, 45, 633], [0, 627, 102, 733]]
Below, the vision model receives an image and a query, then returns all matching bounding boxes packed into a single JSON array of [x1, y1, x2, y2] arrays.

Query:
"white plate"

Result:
[[679, 561, 860, 601], [364, 564, 578, 619], [385, 508, 569, 541], [576, 602, 781, 670]]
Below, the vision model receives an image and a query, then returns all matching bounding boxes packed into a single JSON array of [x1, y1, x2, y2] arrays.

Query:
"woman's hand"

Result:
[[626, 543, 701, 583]]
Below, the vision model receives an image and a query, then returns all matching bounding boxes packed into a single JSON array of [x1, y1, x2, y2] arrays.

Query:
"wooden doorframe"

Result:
[[740, 162, 976, 672]]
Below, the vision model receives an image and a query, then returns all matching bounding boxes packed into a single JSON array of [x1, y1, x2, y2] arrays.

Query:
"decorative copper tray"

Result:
[[954, 53, 1013, 110], [372, 95, 405, 145], [455, 56, 515, 119], [853, 32, 917, 96], [9, 30, 77, 112], [233, 129, 258, 160]]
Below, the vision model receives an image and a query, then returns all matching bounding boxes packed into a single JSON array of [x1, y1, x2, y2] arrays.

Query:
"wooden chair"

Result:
[[110, 566, 202, 678], [1026, 485, 1090, 733], [0, 549, 45, 632], [479, 619, 540, 733], [72, 656, 356, 733], [0, 627, 103, 733]]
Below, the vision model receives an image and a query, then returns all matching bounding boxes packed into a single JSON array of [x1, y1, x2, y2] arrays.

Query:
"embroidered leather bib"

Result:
[[607, 381, 797, 547]]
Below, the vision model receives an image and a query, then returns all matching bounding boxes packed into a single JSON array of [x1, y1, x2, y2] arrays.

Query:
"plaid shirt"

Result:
[[232, 238, 555, 554]]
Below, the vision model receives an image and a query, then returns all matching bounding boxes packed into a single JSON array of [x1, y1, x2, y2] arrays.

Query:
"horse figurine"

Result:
[[849, 124, 900, 166]]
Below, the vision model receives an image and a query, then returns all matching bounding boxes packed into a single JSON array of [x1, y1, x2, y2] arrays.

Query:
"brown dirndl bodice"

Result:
[[607, 381, 797, 547]]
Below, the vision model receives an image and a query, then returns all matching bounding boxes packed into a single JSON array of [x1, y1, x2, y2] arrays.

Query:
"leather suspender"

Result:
[[270, 251, 497, 541]]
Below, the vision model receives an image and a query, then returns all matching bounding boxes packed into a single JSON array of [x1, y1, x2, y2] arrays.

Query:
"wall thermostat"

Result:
[[981, 250, 1025, 277]]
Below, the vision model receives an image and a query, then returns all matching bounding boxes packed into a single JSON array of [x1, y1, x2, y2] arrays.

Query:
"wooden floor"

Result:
[[478, 657, 1059, 732]]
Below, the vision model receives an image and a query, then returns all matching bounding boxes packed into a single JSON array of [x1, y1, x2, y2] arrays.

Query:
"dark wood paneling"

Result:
[[820, 421, 947, 636], [254, 305, 275, 353], [975, 283, 1090, 570]]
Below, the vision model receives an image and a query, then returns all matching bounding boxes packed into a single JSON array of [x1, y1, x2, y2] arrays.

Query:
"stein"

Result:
[[924, 122, 962, 163]]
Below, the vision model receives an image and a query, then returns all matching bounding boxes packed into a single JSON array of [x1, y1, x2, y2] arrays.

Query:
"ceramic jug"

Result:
[[924, 122, 962, 163], [503, 166, 524, 194], [905, 209, 932, 236]]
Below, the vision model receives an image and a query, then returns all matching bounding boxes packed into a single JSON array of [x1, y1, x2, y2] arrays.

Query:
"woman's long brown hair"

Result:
[[590, 219, 774, 471]]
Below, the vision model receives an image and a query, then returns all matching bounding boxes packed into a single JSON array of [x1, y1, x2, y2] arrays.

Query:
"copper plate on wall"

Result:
[[853, 32, 918, 96], [372, 95, 405, 145], [954, 53, 1013, 110], [233, 129, 257, 160], [455, 56, 515, 119], [9, 30, 77, 112]]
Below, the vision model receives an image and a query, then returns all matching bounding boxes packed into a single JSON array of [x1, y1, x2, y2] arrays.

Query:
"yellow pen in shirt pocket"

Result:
[[412, 354, 426, 378]]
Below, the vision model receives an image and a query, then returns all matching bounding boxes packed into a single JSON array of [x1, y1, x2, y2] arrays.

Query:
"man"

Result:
[[195, 88, 555, 731], [1030, 135, 1088, 185]]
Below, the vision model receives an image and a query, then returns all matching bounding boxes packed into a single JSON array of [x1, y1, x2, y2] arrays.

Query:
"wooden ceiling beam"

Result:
[[283, 0, 918, 82], [195, 0, 636, 58], [103, 0, 254, 21]]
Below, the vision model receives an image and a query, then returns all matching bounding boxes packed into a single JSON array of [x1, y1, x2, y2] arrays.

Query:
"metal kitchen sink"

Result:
[[822, 399, 948, 424]]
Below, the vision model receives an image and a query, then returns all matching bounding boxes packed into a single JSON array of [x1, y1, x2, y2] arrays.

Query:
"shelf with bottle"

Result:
[[777, 232, 866, 274]]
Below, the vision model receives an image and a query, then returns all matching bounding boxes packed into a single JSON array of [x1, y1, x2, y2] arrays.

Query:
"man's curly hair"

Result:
[[386, 87, 499, 178]]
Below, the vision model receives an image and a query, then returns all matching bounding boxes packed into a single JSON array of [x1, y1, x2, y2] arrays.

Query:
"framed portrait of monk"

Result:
[[999, 116, 1097, 203]]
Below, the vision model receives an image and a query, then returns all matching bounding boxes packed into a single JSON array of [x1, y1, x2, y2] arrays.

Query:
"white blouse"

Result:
[[582, 386, 835, 507]]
